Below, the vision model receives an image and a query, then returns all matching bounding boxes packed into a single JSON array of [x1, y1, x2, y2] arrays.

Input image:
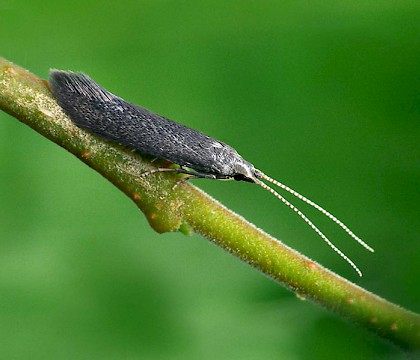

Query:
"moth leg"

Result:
[[171, 174, 198, 190], [139, 167, 218, 193], [139, 167, 177, 178], [140, 167, 217, 179], [139, 167, 196, 178]]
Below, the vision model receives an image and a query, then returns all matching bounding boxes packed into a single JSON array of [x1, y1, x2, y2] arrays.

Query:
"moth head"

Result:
[[232, 161, 259, 183]]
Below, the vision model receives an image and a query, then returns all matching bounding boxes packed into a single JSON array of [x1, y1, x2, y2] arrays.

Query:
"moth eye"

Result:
[[234, 174, 254, 182]]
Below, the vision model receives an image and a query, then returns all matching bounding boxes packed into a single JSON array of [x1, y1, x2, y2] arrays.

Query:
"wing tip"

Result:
[[49, 69, 114, 102]]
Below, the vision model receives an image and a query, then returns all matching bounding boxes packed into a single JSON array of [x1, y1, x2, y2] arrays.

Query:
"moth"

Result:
[[50, 71, 374, 276]]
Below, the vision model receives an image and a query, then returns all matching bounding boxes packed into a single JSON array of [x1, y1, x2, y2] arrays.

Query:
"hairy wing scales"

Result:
[[49, 71, 240, 176]]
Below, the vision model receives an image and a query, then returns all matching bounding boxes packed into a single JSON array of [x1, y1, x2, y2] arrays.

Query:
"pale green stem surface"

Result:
[[1, 57, 419, 352]]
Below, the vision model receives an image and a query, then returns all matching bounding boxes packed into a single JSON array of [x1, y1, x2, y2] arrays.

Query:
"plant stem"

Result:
[[1, 57, 419, 351]]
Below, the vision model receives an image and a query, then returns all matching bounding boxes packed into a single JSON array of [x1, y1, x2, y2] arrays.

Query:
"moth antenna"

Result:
[[257, 172, 374, 253], [254, 179, 363, 277]]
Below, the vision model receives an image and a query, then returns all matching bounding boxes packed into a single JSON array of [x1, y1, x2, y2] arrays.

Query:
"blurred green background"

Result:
[[1, 1, 419, 359]]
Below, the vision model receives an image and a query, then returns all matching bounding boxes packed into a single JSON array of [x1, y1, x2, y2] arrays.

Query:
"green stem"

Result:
[[1, 57, 419, 351]]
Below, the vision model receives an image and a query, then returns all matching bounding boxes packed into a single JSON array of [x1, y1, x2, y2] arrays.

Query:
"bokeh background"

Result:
[[1, 1, 419, 359]]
